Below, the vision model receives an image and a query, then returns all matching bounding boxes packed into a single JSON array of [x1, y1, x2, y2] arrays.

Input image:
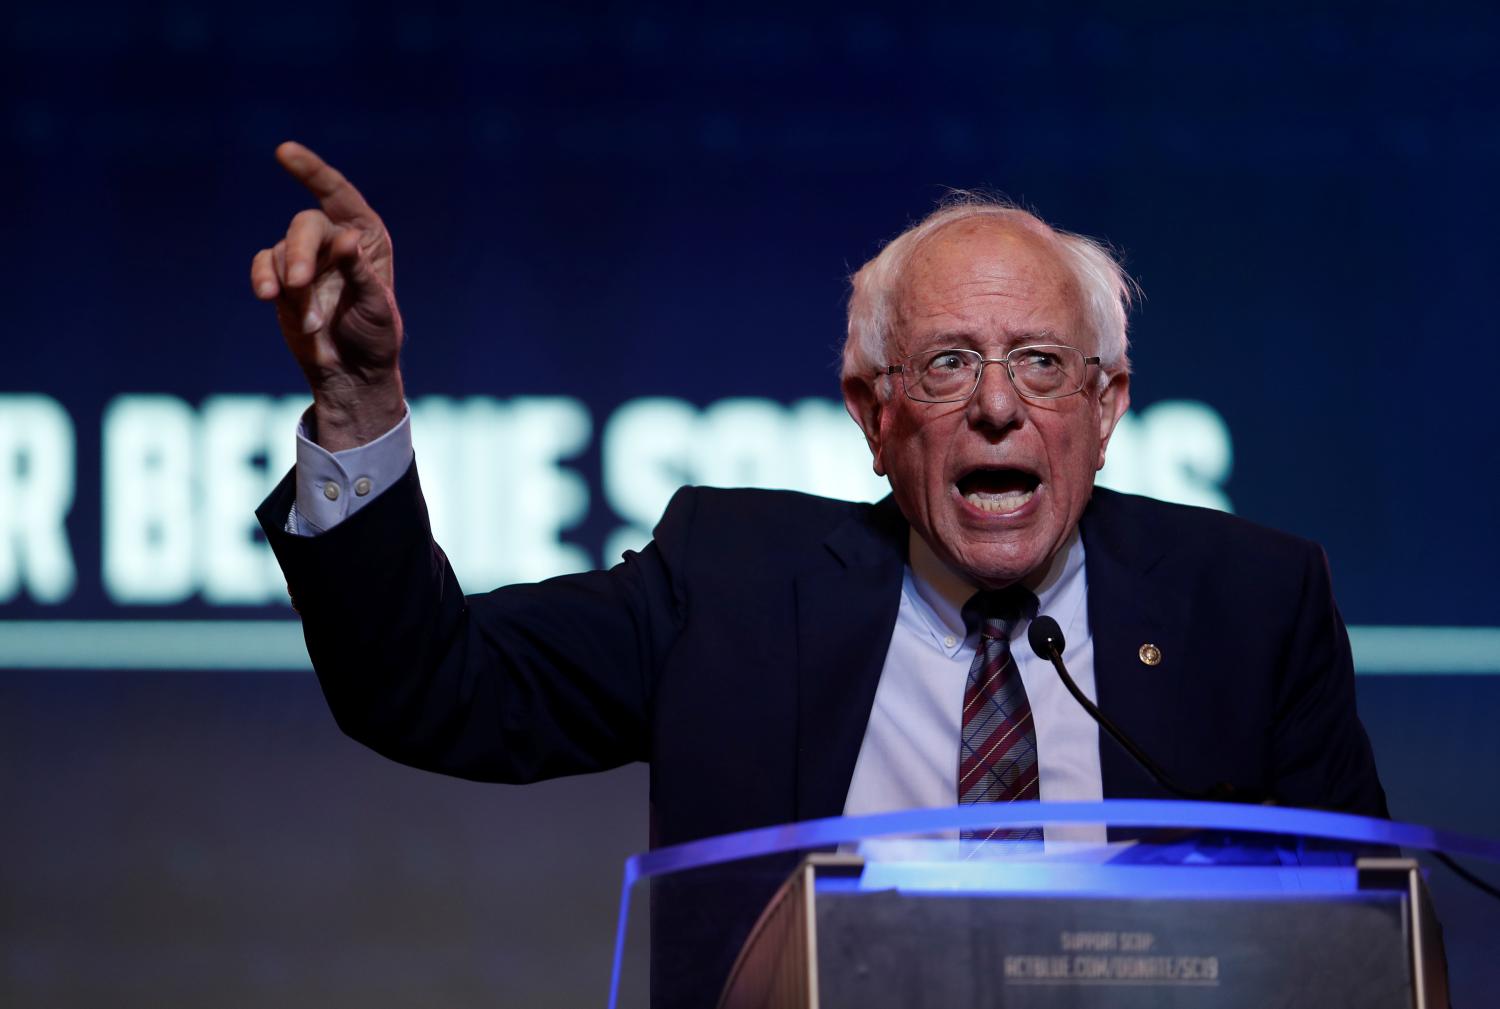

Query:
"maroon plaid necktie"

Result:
[[958, 587, 1043, 845]]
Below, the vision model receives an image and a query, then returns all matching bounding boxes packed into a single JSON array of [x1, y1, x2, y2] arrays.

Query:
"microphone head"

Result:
[[1028, 615, 1066, 659]]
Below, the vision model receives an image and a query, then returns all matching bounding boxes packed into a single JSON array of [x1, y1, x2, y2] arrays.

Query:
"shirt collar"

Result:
[[906, 525, 1085, 643]]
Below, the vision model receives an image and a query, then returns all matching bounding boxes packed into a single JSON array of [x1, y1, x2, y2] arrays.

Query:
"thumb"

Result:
[[329, 229, 399, 331]]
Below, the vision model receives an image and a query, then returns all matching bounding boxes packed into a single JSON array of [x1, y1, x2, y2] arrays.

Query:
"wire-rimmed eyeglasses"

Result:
[[879, 344, 1100, 403]]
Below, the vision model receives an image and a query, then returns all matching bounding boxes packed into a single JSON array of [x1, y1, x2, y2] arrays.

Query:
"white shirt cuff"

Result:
[[290, 406, 414, 536]]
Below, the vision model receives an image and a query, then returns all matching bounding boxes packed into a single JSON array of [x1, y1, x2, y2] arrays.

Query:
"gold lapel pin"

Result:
[[1138, 643, 1162, 666]]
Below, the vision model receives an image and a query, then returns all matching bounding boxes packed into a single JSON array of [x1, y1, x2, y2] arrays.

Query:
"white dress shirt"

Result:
[[290, 416, 1105, 842], [287, 409, 414, 535], [843, 528, 1105, 844]]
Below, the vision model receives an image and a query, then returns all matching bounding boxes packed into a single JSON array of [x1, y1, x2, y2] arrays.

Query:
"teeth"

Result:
[[964, 488, 1035, 513]]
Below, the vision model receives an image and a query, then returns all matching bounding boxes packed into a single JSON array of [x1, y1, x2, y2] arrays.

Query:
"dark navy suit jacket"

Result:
[[258, 464, 1386, 1007]]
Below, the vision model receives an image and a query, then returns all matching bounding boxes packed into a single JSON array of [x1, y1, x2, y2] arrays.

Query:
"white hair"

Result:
[[844, 196, 1136, 396]]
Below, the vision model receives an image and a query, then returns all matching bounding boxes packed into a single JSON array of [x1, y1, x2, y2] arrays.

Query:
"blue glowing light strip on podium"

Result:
[[1, 621, 1497, 673], [622, 800, 1500, 888], [606, 800, 1500, 1009], [829, 861, 1366, 899]]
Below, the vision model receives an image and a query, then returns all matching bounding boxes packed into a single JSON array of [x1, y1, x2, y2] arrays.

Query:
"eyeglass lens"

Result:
[[909, 346, 1085, 402]]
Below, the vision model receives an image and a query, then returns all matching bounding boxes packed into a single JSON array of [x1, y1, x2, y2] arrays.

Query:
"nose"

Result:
[[965, 358, 1024, 431]]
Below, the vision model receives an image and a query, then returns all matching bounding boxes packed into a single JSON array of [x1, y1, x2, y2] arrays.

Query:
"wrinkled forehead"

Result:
[[891, 217, 1090, 354]]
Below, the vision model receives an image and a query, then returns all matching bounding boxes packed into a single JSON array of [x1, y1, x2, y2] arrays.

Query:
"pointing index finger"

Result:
[[275, 141, 378, 226]]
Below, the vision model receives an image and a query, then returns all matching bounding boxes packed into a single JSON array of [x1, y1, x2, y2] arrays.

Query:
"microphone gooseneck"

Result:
[[1029, 623, 1500, 900], [1027, 615, 1244, 803]]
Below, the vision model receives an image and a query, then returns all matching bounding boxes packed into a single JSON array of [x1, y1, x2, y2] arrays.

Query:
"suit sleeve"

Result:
[[256, 460, 693, 783], [1269, 542, 1389, 817]]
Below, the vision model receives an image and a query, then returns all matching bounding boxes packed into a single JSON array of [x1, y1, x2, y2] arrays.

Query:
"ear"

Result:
[[842, 374, 888, 477], [1094, 370, 1131, 470]]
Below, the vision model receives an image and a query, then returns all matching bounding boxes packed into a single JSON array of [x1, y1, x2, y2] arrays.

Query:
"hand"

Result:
[[250, 142, 405, 450]]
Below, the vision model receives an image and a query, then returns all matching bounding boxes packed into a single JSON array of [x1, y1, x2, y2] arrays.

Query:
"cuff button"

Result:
[[354, 477, 372, 497], [323, 481, 340, 501]]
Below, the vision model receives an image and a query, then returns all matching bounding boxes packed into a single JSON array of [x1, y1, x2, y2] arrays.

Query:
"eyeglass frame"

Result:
[[878, 343, 1103, 403]]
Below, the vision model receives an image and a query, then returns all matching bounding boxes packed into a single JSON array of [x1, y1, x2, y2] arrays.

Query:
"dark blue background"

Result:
[[4, 3, 1497, 1006]]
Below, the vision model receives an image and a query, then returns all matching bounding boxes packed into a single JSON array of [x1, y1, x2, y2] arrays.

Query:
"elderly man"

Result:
[[251, 143, 1385, 1006]]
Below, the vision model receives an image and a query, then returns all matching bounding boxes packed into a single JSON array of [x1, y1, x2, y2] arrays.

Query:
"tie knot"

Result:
[[961, 585, 1038, 641]]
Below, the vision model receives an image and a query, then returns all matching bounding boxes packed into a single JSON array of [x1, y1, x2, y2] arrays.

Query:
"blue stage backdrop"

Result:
[[3, 4, 1498, 1007]]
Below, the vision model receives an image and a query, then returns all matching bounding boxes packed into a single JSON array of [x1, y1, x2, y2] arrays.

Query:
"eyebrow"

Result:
[[908, 330, 1061, 353]]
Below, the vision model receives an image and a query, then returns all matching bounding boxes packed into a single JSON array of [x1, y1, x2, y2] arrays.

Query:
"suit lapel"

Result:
[[1080, 490, 1194, 802], [794, 497, 907, 821], [789, 489, 1196, 822]]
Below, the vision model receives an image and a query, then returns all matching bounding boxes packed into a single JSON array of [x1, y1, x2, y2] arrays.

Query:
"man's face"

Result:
[[845, 218, 1130, 589]]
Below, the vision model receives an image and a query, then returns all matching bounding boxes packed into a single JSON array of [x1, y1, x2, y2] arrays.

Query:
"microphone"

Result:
[[1027, 615, 1246, 803], [1028, 622, 1500, 900]]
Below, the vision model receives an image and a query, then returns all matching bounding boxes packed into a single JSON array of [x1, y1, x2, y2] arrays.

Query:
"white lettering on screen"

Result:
[[1097, 401, 1233, 512], [10, 395, 1233, 606], [411, 395, 593, 587], [104, 395, 197, 603], [0, 395, 76, 603]]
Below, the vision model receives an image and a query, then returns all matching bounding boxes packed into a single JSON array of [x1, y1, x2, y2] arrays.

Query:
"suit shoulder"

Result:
[[653, 486, 885, 565], [661, 485, 873, 535], [1087, 487, 1323, 566]]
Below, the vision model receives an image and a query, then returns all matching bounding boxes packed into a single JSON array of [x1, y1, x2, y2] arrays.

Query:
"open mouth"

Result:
[[955, 467, 1041, 514]]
